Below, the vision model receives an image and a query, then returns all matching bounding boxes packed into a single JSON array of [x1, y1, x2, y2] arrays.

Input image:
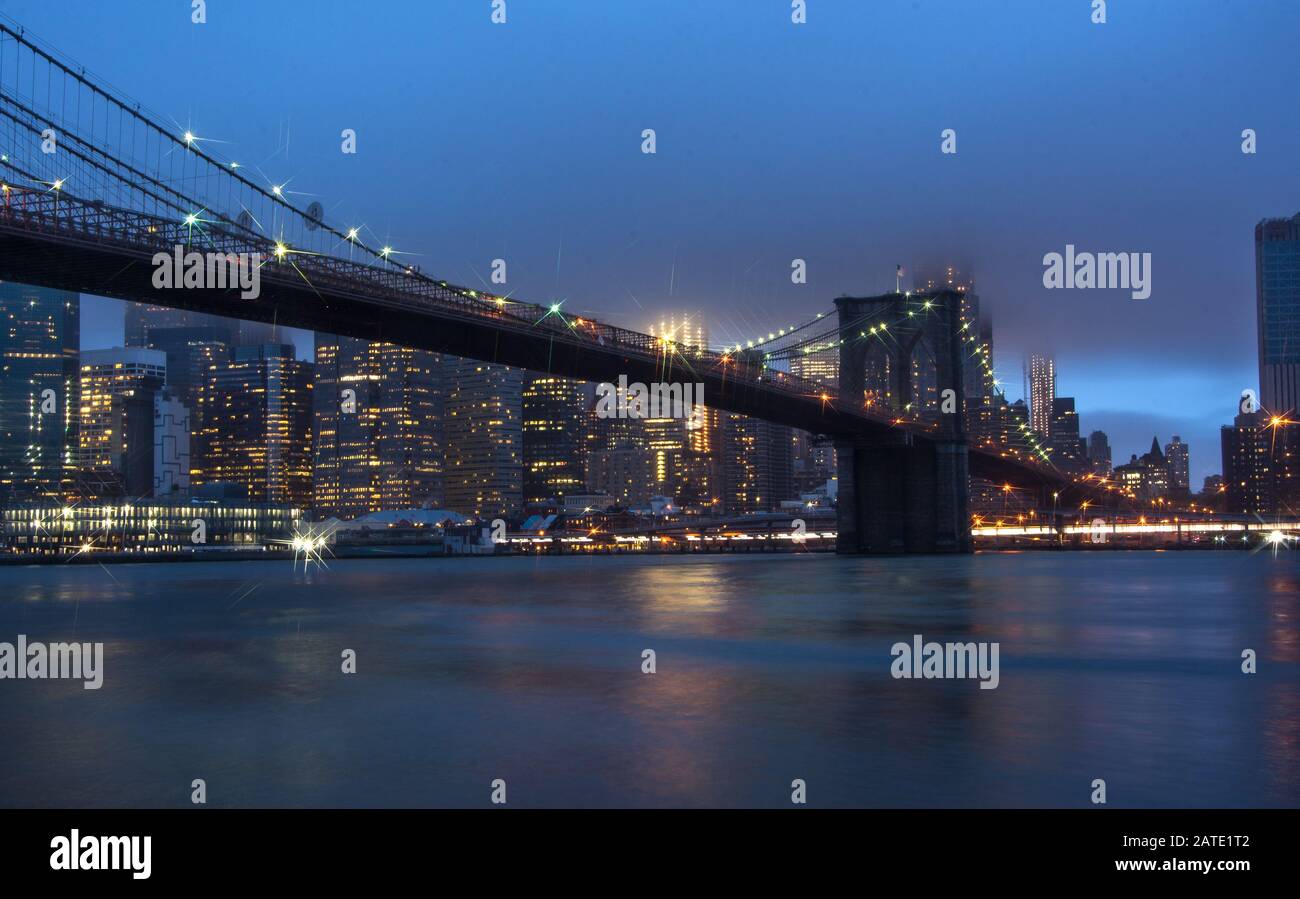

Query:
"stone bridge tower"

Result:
[[834, 290, 971, 553]]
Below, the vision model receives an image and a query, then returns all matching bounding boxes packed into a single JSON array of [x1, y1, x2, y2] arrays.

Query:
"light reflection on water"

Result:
[[0, 551, 1296, 808]]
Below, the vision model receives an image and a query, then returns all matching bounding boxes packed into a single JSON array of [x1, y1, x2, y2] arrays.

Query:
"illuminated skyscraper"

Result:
[[138, 325, 230, 435], [443, 357, 522, 520], [76, 348, 168, 498], [643, 415, 689, 500], [648, 313, 709, 357], [1164, 435, 1190, 494], [680, 402, 722, 513], [195, 344, 313, 507], [1255, 214, 1300, 414], [1221, 409, 1298, 515], [521, 374, 587, 506], [313, 336, 443, 519], [644, 312, 723, 511], [1027, 353, 1056, 437], [721, 414, 793, 514], [790, 346, 838, 389], [0, 282, 79, 505]]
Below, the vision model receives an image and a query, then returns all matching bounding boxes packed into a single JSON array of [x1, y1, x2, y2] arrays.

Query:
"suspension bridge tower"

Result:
[[833, 290, 972, 553]]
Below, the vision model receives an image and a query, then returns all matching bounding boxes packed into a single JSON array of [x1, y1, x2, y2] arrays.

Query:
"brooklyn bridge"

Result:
[[0, 20, 1084, 553]]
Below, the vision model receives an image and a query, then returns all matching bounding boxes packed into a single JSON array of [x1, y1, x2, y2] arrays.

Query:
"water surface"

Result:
[[0, 551, 1296, 807]]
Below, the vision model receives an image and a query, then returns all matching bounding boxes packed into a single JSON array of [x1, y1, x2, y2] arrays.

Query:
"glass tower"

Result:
[[0, 282, 79, 505], [1255, 214, 1300, 414]]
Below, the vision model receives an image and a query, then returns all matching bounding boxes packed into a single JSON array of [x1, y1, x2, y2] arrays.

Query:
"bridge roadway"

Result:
[[0, 191, 1069, 496]]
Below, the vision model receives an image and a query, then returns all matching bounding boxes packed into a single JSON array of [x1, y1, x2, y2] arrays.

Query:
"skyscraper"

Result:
[[195, 344, 313, 507], [1164, 435, 1190, 494], [642, 415, 689, 501], [139, 325, 231, 434], [313, 336, 443, 519], [1221, 408, 1299, 515], [721, 414, 794, 514], [679, 403, 723, 513], [125, 304, 272, 349], [585, 419, 652, 506], [1047, 397, 1085, 472], [1255, 214, 1300, 414], [76, 348, 168, 498], [0, 282, 79, 505], [648, 313, 709, 355], [1087, 430, 1112, 477], [443, 357, 522, 520], [521, 374, 587, 506], [645, 312, 722, 511], [789, 347, 838, 389], [1027, 353, 1056, 437]]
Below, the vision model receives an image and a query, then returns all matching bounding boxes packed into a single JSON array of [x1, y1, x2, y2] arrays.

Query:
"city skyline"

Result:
[[1, 0, 1296, 832], [19, 0, 1295, 486], [0, 4, 1294, 527]]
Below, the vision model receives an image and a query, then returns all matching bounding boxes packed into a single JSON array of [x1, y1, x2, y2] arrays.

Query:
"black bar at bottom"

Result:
[[0, 809, 1287, 884]]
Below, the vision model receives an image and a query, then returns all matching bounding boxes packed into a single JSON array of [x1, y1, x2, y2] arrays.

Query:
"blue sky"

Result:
[[7, 0, 1299, 484]]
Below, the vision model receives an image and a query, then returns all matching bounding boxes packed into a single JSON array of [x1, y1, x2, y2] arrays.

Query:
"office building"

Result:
[[521, 374, 587, 506], [721, 414, 793, 514], [1255, 214, 1300, 414], [0, 283, 79, 505], [790, 346, 838, 389], [1112, 438, 1170, 500], [195, 344, 313, 507], [313, 335, 443, 519], [76, 348, 169, 498], [1087, 430, 1112, 477], [443, 357, 522, 520], [1164, 435, 1190, 495], [125, 303, 273, 349], [139, 325, 230, 425], [1221, 409, 1299, 515], [1048, 397, 1086, 472]]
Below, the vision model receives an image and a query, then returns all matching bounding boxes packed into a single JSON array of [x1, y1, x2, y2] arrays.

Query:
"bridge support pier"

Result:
[[836, 433, 971, 554]]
